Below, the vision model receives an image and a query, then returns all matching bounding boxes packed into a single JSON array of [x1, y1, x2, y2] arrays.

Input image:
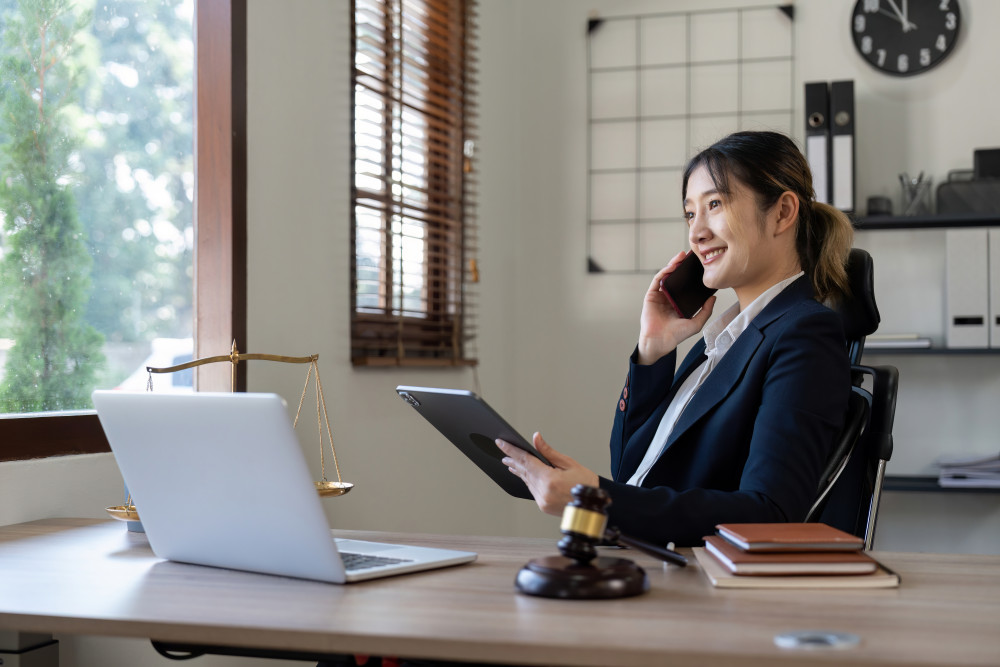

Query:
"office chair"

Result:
[[805, 248, 900, 550]]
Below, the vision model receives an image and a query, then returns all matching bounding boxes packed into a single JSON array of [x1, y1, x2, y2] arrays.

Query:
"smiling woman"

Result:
[[0, 0, 246, 461], [499, 131, 857, 547]]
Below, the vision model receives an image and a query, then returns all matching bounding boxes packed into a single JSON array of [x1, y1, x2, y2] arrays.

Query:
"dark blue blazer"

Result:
[[599, 276, 849, 547]]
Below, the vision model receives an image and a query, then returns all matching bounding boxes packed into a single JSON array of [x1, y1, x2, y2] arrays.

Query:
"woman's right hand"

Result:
[[637, 251, 716, 365]]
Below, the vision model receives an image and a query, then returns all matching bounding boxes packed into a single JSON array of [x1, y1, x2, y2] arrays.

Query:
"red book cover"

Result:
[[703, 536, 877, 575], [715, 523, 864, 552]]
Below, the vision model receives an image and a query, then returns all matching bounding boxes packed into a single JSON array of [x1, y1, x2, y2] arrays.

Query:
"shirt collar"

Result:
[[703, 271, 805, 359]]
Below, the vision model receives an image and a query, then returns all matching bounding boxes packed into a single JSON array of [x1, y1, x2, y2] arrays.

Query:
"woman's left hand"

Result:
[[497, 432, 599, 516]]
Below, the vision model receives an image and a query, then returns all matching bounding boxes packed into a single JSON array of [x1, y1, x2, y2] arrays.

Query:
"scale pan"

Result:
[[316, 481, 353, 497], [106, 505, 140, 522]]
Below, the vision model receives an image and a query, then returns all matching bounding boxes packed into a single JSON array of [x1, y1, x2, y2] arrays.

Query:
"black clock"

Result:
[[851, 0, 961, 77]]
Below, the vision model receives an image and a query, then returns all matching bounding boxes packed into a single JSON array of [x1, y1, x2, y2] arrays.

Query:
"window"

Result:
[[0, 0, 245, 461], [351, 0, 478, 366]]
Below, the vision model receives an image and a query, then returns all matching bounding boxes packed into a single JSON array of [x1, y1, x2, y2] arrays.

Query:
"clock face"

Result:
[[851, 0, 961, 76]]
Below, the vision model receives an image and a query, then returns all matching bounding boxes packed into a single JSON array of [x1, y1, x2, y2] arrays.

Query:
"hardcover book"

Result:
[[715, 523, 864, 552], [703, 536, 877, 576], [694, 548, 900, 589]]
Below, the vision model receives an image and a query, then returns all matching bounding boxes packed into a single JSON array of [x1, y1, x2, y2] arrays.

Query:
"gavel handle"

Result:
[[604, 527, 688, 567]]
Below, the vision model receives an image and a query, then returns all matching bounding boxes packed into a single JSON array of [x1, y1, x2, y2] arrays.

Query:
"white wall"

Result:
[[2, 0, 1000, 663], [241, 0, 524, 541], [244, 0, 1000, 553], [468, 0, 1000, 551]]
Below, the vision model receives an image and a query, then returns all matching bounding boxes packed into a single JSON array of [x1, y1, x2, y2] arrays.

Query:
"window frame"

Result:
[[350, 0, 478, 367], [0, 0, 247, 462]]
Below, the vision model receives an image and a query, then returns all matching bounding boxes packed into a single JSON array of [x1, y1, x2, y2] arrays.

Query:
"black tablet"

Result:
[[395, 385, 551, 499]]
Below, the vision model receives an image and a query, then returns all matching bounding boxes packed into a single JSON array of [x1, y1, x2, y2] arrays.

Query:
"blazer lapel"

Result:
[[617, 341, 707, 482], [665, 326, 763, 443], [660, 276, 815, 453]]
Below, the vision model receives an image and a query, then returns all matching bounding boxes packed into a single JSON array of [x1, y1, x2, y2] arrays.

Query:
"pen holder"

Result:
[[123, 484, 144, 533], [901, 176, 932, 216]]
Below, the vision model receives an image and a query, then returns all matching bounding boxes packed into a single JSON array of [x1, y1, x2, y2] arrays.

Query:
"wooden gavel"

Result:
[[558, 484, 688, 568], [515, 484, 685, 599]]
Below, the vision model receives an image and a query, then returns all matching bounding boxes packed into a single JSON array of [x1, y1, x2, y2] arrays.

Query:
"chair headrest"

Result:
[[833, 248, 881, 341]]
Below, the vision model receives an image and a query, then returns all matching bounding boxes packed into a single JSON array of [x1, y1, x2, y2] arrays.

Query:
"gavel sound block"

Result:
[[515, 484, 650, 599]]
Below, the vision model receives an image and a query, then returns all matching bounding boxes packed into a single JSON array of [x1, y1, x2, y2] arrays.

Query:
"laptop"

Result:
[[92, 390, 476, 583]]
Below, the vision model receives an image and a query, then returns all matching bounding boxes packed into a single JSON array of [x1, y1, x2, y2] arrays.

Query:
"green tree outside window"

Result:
[[0, 0, 194, 413]]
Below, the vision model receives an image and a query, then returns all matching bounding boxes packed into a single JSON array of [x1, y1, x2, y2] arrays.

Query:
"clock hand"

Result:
[[885, 0, 914, 32], [878, 8, 904, 25], [901, 0, 918, 32], [885, 0, 906, 24]]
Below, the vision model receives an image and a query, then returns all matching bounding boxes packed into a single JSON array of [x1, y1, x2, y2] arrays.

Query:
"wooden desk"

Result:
[[0, 519, 997, 666]]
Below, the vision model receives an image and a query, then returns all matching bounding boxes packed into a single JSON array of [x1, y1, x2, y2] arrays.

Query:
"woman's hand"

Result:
[[638, 251, 716, 365], [497, 432, 599, 516]]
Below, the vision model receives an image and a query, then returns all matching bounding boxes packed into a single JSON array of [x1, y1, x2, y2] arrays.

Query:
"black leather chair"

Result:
[[805, 248, 900, 550]]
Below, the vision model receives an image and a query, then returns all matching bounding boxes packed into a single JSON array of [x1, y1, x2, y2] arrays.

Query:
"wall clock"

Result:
[[850, 0, 961, 76]]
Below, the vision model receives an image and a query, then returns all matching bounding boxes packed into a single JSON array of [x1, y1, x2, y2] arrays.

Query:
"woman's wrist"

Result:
[[637, 337, 672, 365]]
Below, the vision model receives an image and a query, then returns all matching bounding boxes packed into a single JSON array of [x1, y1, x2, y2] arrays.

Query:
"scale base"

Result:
[[515, 555, 649, 599]]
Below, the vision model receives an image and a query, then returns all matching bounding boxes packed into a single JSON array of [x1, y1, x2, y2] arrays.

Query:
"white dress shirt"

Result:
[[626, 272, 805, 486]]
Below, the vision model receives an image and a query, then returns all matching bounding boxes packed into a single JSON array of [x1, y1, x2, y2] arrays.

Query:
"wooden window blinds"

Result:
[[351, 0, 478, 366]]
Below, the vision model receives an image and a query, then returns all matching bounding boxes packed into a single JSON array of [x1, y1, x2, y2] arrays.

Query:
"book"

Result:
[[938, 475, 1000, 488], [715, 523, 864, 552], [694, 548, 900, 589], [864, 337, 932, 349], [703, 536, 878, 576], [937, 451, 1000, 488]]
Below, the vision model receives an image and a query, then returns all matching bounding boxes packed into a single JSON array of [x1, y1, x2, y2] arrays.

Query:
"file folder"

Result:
[[945, 228, 989, 348], [991, 229, 1000, 348], [804, 82, 830, 205], [830, 80, 855, 213]]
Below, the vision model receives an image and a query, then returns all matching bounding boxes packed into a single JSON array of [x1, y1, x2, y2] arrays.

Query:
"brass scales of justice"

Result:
[[106, 342, 352, 523]]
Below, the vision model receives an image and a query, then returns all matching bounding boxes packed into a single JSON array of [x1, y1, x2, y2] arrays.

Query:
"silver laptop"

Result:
[[92, 390, 476, 583]]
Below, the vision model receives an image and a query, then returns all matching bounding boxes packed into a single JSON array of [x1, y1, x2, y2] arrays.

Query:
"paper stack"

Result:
[[694, 523, 900, 589], [938, 451, 1000, 488]]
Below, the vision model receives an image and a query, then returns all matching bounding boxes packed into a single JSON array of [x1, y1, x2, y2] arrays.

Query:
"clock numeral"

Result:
[[920, 48, 931, 67], [876, 49, 887, 67], [939, 0, 951, 10], [897, 54, 909, 73], [864, 0, 879, 12], [854, 15, 866, 32], [936, 34, 947, 51], [945, 12, 957, 30], [861, 36, 873, 55]]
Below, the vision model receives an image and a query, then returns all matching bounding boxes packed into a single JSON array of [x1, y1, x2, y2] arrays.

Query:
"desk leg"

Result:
[[0, 633, 58, 667]]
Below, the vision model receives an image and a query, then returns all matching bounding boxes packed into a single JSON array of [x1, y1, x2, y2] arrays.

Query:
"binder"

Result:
[[829, 80, 855, 213], [991, 229, 1000, 348], [945, 228, 989, 348], [804, 82, 830, 205]]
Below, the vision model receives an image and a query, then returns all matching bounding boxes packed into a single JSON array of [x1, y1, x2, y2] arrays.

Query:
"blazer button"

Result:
[[619, 398, 626, 411], [623, 387, 628, 399]]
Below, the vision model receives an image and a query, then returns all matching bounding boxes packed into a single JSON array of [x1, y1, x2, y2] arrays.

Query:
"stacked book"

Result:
[[938, 451, 1000, 488], [693, 523, 900, 589]]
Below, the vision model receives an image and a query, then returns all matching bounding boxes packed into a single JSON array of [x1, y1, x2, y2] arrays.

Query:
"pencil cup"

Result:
[[124, 483, 145, 533], [901, 176, 932, 216]]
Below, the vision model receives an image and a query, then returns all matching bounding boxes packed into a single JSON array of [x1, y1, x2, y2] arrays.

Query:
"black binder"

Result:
[[830, 80, 856, 213], [804, 82, 831, 205]]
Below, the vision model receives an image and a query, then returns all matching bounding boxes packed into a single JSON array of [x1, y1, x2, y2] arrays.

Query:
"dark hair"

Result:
[[682, 131, 853, 303]]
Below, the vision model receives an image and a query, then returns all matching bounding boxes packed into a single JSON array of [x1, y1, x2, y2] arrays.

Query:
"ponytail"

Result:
[[799, 201, 854, 304]]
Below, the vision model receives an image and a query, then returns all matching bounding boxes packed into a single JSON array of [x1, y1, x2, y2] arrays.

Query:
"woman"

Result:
[[497, 131, 854, 547]]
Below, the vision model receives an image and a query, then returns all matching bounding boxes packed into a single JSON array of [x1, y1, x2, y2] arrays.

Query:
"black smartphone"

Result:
[[660, 251, 717, 318]]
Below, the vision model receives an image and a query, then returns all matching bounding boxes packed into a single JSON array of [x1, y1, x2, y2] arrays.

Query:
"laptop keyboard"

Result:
[[340, 551, 414, 571]]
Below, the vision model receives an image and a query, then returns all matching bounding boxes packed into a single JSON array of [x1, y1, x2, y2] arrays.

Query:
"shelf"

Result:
[[884, 475, 1000, 494], [864, 347, 1000, 356], [853, 213, 1000, 230]]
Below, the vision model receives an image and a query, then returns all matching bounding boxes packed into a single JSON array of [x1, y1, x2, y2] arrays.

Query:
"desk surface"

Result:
[[0, 519, 998, 667]]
